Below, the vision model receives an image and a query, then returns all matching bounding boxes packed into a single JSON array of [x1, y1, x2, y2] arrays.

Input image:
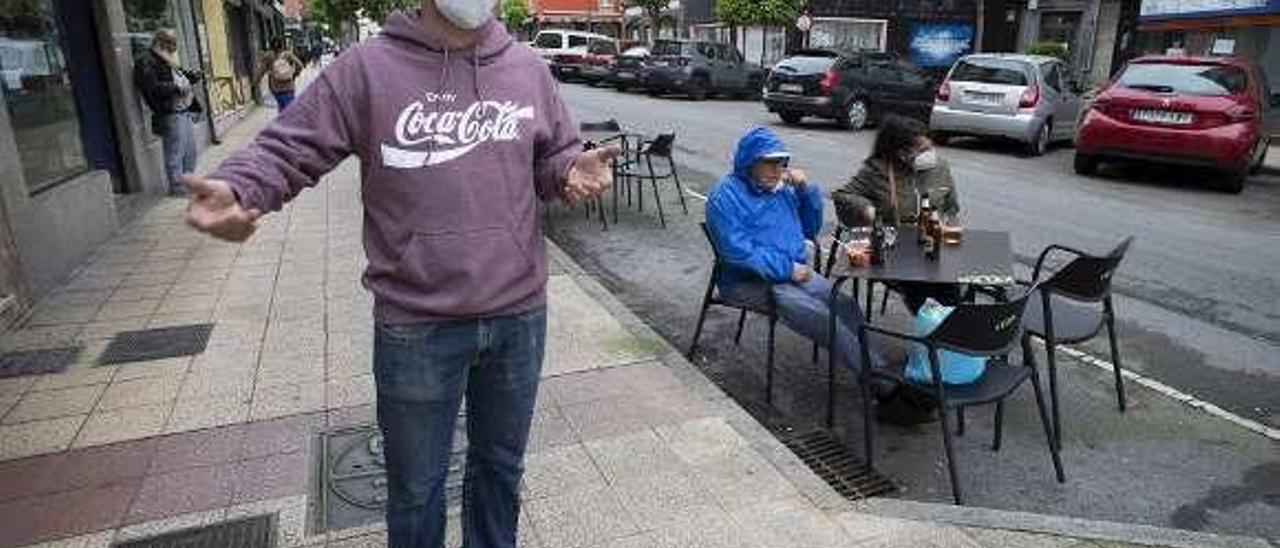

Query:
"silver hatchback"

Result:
[[930, 54, 1083, 156]]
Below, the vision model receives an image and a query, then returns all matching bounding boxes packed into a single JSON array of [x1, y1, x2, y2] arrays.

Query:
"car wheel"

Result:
[[840, 99, 869, 130], [647, 89, 660, 97], [689, 77, 709, 101], [616, 84, 629, 92], [932, 131, 952, 146], [1221, 167, 1247, 194], [1073, 152, 1099, 176], [1026, 122, 1051, 157], [1248, 137, 1269, 175], [779, 111, 804, 125]]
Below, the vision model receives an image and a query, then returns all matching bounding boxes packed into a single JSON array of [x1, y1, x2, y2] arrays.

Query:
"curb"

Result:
[[544, 238, 1278, 548]]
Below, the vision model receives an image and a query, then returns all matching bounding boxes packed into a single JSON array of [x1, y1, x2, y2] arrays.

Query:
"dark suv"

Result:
[[764, 49, 939, 129], [640, 39, 764, 100]]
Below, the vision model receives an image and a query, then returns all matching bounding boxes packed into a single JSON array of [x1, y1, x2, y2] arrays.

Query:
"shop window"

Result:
[[0, 0, 88, 193]]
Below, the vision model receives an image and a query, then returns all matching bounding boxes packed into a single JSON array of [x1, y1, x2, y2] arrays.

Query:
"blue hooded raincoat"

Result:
[[706, 127, 824, 289]]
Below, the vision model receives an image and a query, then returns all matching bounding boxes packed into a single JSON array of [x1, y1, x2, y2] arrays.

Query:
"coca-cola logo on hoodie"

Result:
[[381, 93, 535, 168]]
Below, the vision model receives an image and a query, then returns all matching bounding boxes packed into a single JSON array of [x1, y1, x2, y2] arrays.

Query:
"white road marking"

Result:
[[685, 189, 708, 202], [1040, 341, 1280, 441]]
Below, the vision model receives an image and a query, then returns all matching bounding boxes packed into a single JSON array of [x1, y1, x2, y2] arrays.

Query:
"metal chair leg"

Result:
[[689, 307, 711, 358], [1106, 309, 1126, 412], [937, 402, 963, 505], [1029, 361, 1066, 483], [734, 309, 747, 345], [651, 179, 667, 228], [864, 282, 875, 320], [1045, 336, 1062, 450], [827, 278, 848, 430], [957, 407, 966, 437], [670, 157, 688, 215], [993, 401, 1004, 451], [880, 288, 890, 315], [766, 317, 777, 408]]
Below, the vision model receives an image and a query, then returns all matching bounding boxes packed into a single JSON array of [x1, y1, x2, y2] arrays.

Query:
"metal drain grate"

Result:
[[111, 514, 275, 548], [97, 324, 214, 365], [0, 347, 82, 379], [317, 421, 467, 533], [779, 429, 896, 501]]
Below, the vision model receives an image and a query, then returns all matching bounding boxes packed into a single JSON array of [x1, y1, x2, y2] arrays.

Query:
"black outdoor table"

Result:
[[821, 225, 1016, 427], [579, 129, 645, 229]]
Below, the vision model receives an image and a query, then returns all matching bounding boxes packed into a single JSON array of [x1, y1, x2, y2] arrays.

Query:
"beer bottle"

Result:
[[925, 206, 943, 261], [870, 217, 885, 265], [916, 195, 932, 245]]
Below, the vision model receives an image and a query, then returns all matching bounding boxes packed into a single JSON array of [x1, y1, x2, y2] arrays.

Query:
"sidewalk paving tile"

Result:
[[327, 403, 375, 428], [148, 425, 243, 475], [112, 508, 227, 546], [0, 482, 137, 548], [730, 497, 850, 548], [0, 376, 36, 398], [643, 502, 760, 548], [526, 405, 577, 453], [522, 442, 607, 500], [114, 358, 190, 382], [239, 412, 325, 460], [249, 380, 327, 421], [583, 429, 688, 481], [689, 444, 799, 511], [125, 462, 235, 525], [165, 392, 251, 433], [962, 527, 1088, 548], [30, 367, 115, 392], [834, 512, 984, 548], [526, 484, 639, 548], [97, 374, 182, 412], [610, 468, 717, 528], [544, 360, 682, 407], [654, 416, 749, 467], [326, 374, 375, 409], [0, 415, 85, 460], [74, 402, 171, 448], [230, 451, 310, 505], [4, 384, 105, 424]]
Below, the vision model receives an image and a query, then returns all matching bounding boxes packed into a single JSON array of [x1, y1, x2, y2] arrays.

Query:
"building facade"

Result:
[[0, 0, 284, 326], [533, 0, 624, 38]]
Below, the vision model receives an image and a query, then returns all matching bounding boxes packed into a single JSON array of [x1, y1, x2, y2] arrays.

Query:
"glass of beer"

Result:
[[941, 214, 963, 245]]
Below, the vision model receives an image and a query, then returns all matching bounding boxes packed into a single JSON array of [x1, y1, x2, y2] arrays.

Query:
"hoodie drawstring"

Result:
[[472, 48, 485, 116]]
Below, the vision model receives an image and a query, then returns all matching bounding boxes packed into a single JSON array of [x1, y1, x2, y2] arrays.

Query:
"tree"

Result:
[[500, 0, 530, 30], [361, 0, 418, 25], [627, 0, 669, 42], [750, 0, 802, 63], [715, 0, 751, 48]]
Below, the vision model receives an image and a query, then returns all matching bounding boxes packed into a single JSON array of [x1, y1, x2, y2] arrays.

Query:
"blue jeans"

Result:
[[721, 274, 886, 375], [373, 307, 546, 548], [273, 90, 295, 109], [159, 113, 196, 195]]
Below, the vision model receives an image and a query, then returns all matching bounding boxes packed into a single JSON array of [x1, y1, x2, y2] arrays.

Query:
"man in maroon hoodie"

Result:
[[182, 2, 616, 547]]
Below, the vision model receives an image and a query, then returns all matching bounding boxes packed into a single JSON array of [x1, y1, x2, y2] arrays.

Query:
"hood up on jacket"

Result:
[[731, 126, 792, 188]]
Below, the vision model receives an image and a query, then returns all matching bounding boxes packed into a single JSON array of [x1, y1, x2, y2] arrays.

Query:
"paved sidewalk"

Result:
[[0, 106, 1270, 548]]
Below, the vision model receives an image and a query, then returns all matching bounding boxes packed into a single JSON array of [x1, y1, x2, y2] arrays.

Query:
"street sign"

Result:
[[796, 14, 813, 32]]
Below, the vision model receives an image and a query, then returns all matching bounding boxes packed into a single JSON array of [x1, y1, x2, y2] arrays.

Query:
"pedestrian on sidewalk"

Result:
[[255, 37, 305, 110], [134, 29, 204, 196], [182, 1, 618, 546], [833, 114, 962, 315]]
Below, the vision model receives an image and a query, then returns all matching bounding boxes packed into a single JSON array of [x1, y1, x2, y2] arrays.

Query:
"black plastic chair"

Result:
[[689, 223, 822, 408], [614, 133, 688, 228], [1020, 237, 1133, 450], [853, 288, 1065, 505]]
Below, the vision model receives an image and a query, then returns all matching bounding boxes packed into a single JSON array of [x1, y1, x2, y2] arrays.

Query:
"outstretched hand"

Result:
[[184, 175, 262, 242], [564, 145, 621, 204]]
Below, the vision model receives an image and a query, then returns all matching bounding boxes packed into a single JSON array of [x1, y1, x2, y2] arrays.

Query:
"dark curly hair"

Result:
[[870, 114, 929, 167]]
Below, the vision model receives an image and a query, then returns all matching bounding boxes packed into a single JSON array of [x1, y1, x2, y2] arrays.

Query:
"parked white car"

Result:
[[531, 29, 613, 64]]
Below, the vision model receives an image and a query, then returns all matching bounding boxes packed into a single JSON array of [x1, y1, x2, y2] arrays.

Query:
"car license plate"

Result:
[[779, 83, 804, 94], [966, 91, 1004, 105], [1132, 109, 1193, 125], [617, 71, 633, 79], [652, 60, 668, 67]]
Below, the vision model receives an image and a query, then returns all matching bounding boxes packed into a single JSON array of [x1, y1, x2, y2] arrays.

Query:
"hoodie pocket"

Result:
[[395, 226, 536, 316]]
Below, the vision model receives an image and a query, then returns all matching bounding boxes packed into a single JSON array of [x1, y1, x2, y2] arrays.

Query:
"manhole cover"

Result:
[[97, 324, 214, 365], [111, 514, 275, 548], [779, 429, 896, 501], [0, 347, 81, 379], [317, 421, 467, 533]]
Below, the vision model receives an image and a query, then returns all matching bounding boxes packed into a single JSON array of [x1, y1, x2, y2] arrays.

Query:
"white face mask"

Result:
[[435, 0, 497, 30], [913, 148, 939, 171]]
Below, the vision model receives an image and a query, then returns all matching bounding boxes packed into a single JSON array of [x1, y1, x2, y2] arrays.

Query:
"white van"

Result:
[[531, 29, 613, 64]]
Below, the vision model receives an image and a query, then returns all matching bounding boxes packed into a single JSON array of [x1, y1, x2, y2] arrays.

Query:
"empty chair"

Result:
[[855, 288, 1065, 505], [613, 133, 688, 228], [1020, 237, 1134, 449]]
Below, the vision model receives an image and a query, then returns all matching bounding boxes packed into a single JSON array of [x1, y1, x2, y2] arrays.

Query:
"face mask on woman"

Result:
[[435, 0, 497, 30], [913, 148, 939, 171]]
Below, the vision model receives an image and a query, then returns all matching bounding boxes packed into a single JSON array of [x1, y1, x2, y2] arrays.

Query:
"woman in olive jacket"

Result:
[[832, 114, 961, 313]]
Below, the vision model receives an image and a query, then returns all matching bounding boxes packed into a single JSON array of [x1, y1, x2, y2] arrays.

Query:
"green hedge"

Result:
[[1028, 42, 1070, 62]]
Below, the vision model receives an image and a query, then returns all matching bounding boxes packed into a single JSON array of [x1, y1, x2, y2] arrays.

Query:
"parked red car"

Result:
[[1074, 55, 1278, 193]]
